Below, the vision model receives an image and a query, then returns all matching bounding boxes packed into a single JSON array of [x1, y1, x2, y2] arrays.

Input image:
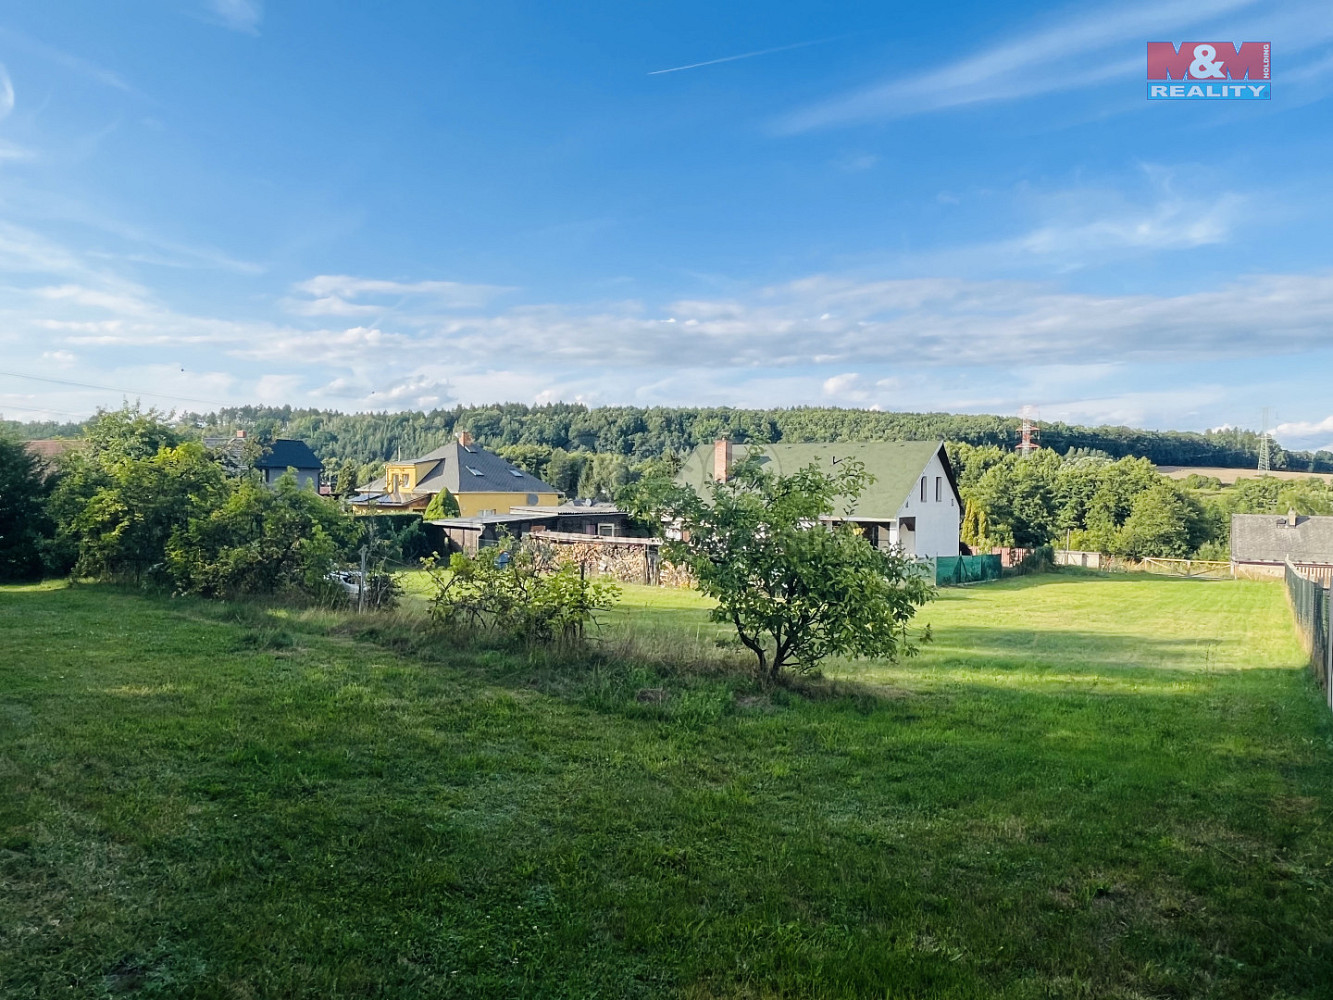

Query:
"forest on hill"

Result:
[[8, 403, 1330, 476]]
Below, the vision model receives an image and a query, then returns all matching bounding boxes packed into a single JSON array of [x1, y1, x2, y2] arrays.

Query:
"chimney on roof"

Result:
[[235, 429, 246, 439], [1288, 508, 1300, 528], [713, 438, 733, 482], [457, 430, 473, 447]]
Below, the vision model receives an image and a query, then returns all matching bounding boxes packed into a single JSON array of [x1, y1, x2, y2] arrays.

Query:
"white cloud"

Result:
[[2, 205, 1332, 440], [0, 141, 35, 162], [34, 284, 153, 314], [1015, 198, 1238, 256], [284, 274, 513, 316], [206, 0, 262, 34], [0, 64, 14, 121], [0, 27, 135, 93], [1276, 415, 1333, 438]]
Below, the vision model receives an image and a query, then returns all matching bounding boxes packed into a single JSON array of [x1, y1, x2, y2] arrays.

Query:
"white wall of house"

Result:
[[893, 450, 961, 558]]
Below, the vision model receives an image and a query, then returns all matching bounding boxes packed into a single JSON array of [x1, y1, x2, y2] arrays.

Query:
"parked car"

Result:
[[326, 570, 363, 599]]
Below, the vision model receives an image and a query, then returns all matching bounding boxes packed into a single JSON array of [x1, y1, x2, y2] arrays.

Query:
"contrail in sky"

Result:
[[648, 36, 843, 76]]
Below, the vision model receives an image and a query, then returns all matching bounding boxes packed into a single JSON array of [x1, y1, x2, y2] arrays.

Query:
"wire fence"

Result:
[[933, 555, 1004, 587], [1284, 560, 1333, 711]]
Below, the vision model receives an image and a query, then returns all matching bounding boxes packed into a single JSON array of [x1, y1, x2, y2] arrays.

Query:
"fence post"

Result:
[[1326, 584, 1333, 711]]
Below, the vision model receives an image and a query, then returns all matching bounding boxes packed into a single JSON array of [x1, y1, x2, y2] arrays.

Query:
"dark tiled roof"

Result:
[[356, 441, 557, 496], [255, 439, 322, 471], [1231, 513, 1333, 564]]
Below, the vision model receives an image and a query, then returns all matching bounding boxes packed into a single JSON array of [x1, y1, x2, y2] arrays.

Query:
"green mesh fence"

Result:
[[1285, 561, 1332, 711], [935, 555, 1003, 587]]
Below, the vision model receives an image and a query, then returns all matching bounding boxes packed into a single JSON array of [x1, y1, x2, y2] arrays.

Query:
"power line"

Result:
[[0, 401, 93, 419], [0, 369, 228, 407]]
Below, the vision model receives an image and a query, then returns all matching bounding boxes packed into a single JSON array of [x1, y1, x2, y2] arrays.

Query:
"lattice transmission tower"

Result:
[[1017, 406, 1041, 459], [1258, 407, 1272, 474]]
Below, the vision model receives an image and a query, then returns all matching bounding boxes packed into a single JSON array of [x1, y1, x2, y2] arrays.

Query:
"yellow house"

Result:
[[350, 432, 561, 516]]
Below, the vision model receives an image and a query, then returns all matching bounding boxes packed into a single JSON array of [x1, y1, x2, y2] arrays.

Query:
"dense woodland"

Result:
[[6, 403, 1333, 573], [8, 402, 1331, 477], [947, 444, 1333, 560]]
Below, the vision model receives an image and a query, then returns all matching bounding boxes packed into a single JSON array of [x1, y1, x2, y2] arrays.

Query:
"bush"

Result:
[[422, 490, 460, 519], [166, 476, 357, 598], [425, 538, 619, 647]]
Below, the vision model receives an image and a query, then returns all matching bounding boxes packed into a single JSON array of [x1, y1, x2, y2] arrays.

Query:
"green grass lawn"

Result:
[[3, 574, 1333, 998]]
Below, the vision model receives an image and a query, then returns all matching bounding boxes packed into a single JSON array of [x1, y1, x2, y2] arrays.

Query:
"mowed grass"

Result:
[[3, 575, 1333, 998]]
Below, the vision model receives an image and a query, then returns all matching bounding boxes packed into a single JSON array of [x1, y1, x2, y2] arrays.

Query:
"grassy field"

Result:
[[3, 574, 1333, 998]]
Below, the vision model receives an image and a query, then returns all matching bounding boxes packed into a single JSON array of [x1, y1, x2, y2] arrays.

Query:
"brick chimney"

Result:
[[713, 438, 732, 482], [1288, 508, 1300, 528], [234, 429, 246, 439], [457, 430, 473, 447]]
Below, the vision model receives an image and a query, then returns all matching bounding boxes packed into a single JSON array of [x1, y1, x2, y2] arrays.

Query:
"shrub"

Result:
[[166, 475, 357, 598], [425, 538, 619, 647], [423, 490, 460, 519]]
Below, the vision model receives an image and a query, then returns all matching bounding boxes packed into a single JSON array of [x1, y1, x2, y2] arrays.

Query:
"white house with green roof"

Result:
[[676, 439, 961, 559]]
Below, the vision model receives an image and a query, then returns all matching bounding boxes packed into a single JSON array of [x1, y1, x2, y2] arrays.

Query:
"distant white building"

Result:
[[677, 439, 962, 559]]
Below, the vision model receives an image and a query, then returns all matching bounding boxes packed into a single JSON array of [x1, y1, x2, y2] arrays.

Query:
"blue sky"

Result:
[[2, 0, 1332, 451]]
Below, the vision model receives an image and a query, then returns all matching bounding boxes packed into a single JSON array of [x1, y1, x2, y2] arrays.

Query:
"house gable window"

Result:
[[935, 477, 942, 502], [920, 477, 927, 501]]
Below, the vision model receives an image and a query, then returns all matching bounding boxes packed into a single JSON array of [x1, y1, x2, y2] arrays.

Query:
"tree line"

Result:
[[1, 407, 361, 594], [950, 444, 1333, 560], [8, 402, 1330, 476]]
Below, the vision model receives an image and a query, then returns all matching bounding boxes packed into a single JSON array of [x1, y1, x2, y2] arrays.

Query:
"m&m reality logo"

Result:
[[1147, 42, 1270, 100]]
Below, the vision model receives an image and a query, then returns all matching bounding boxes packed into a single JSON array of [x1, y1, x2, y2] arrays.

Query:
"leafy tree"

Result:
[[0, 436, 52, 581], [63, 442, 227, 584], [544, 449, 586, 495], [84, 403, 181, 463], [578, 453, 633, 500], [423, 489, 461, 519], [627, 456, 934, 681], [1115, 484, 1207, 560], [166, 474, 355, 597], [333, 460, 360, 499]]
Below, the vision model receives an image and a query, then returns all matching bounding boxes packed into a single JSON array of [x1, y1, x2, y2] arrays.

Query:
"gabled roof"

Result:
[[357, 441, 558, 496], [255, 439, 322, 471], [677, 440, 958, 519], [1231, 513, 1333, 565]]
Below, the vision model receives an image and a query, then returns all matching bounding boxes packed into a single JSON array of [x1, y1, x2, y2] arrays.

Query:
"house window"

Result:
[[920, 477, 927, 501], [526, 493, 539, 505], [935, 477, 942, 502]]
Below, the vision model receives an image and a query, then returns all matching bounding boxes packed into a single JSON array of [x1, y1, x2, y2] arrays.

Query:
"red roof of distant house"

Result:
[[23, 439, 85, 467]]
